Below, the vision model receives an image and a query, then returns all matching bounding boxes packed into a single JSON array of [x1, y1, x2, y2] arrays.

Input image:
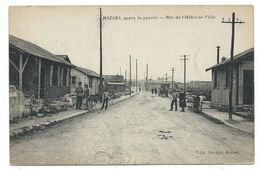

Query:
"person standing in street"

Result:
[[179, 90, 186, 112], [75, 82, 84, 110], [84, 84, 90, 110], [193, 94, 201, 112], [101, 89, 109, 110], [169, 90, 178, 111]]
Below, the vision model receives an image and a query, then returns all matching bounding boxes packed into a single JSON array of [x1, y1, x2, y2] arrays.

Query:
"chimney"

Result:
[[216, 46, 220, 64]]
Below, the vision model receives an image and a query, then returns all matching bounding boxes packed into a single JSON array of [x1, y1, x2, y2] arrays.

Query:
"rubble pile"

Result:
[[109, 92, 128, 99], [109, 92, 121, 99], [21, 94, 74, 118]]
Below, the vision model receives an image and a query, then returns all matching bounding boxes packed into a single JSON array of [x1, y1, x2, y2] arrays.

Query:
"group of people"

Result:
[[75, 82, 110, 111], [169, 90, 204, 112], [169, 90, 186, 112], [152, 88, 169, 97], [192, 94, 205, 112], [75, 82, 87, 110], [151, 88, 158, 94]]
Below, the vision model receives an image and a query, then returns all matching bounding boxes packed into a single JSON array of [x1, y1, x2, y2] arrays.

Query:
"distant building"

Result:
[[168, 81, 178, 89], [206, 48, 254, 108], [71, 66, 102, 95], [103, 75, 124, 83], [189, 81, 212, 90], [144, 80, 170, 91], [103, 75, 126, 93], [177, 81, 212, 91]]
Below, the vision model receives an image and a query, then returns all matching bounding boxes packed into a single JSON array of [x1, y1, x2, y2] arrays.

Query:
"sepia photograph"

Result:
[[8, 5, 254, 165]]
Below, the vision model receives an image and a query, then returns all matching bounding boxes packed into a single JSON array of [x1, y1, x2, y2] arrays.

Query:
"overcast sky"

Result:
[[9, 5, 253, 82]]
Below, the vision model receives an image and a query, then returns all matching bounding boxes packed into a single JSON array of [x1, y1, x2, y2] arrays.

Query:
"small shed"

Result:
[[71, 66, 102, 95], [103, 75, 126, 93], [106, 82, 126, 93], [206, 48, 254, 109], [103, 75, 124, 83]]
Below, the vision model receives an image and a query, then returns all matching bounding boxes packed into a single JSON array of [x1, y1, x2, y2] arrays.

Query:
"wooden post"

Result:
[[50, 65, 53, 87], [125, 70, 127, 83], [184, 55, 186, 93], [60, 67, 64, 86], [129, 55, 132, 95], [10, 53, 28, 92], [172, 69, 173, 89], [180, 55, 189, 95], [38, 58, 41, 99], [216, 46, 220, 64], [221, 12, 244, 120], [17, 53, 28, 113], [166, 73, 167, 84], [99, 8, 103, 101], [67, 68, 70, 87], [19, 54, 23, 92], [57, 66, 60, 86], [171, 67, 175, 89], [18, 54, 23, 114], [146, 64, 148, 82], [228, 13, 235, 119], [136, 58, 138, 92], [67, 68, 71, 94]]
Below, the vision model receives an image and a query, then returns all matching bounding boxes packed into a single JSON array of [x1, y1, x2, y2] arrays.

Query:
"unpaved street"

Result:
[[10, 92, 254, 165]]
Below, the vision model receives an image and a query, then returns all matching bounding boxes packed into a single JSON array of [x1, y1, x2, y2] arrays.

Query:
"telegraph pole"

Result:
[[136, 58, 138, 92], [99, 8, 103, 101], [146, 64, 148, 82], [222, 12, 244, 120], [216, 46, 220, 64], [125, 70, 127, 83], [180, 55, 189, 94], [129, 55, 132, 95], [165, 73, 168, 84], [171, 67, 176, 89]]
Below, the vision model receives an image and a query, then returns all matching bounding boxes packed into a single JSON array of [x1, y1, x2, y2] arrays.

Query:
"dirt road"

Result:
[[10, 92, 254, 165]]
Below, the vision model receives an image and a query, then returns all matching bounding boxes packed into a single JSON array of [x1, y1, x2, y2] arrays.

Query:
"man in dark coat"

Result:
[[179, 91, 186, 112]]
